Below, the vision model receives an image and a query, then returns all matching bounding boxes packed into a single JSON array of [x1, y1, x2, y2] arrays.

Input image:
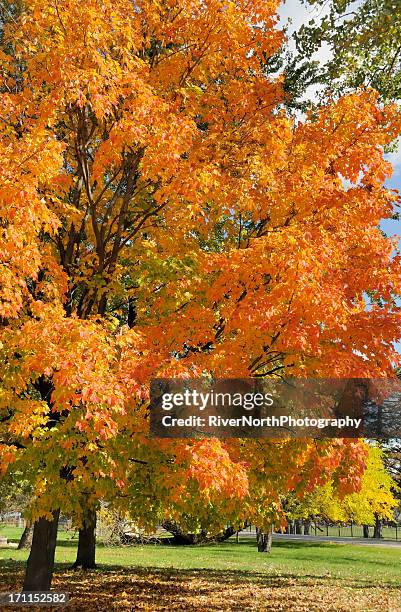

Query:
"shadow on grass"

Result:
[[48, 536, 401, 551], [0, 559, 399, 594], [6, 534, 378, 550]]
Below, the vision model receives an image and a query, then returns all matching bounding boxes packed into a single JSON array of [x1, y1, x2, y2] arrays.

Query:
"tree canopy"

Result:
[[0, 0, 401, 589]]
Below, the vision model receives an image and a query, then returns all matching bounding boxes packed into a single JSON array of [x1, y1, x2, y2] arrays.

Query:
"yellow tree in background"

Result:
[[286, 446, 398, 527]]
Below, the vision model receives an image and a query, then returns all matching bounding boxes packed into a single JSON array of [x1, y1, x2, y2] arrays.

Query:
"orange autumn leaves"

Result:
[[0, 0, 399, 525]]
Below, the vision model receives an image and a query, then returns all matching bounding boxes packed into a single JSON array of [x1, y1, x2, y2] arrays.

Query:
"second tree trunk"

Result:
[[72, 508, 97, 569], [18, 524, 34, 550], [256, 527, 273, 553]]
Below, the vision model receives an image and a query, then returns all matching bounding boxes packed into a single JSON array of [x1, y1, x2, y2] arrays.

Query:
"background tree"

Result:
[[293, 0, 401, 105], [285, 445, 398, 529], [0, 473, 33, 549]]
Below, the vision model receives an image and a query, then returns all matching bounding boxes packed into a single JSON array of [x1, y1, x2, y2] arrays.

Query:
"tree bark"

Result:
[[294, 520, 302, 534], [373, 514, 383, 539], [18, 524, 33, 550], [303, 520, 311, 535], [161, 520, 248, 544], [23, 509, 60, 592], [363, 524, 370, 538], [71, 508, 97, 569], [256, 527, 273, 553]]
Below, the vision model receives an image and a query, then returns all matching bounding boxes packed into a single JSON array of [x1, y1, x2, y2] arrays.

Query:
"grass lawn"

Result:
[[319, 524, 401, 540], [0, 526, 400, 610]]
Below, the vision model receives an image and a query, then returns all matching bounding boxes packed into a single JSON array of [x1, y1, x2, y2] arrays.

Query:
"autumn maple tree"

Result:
[[0, 0, 401, 591]]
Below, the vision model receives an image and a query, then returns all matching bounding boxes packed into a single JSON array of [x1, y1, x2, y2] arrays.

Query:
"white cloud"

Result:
[[277, 0, 330, 50], [278, 0, 314, 34]]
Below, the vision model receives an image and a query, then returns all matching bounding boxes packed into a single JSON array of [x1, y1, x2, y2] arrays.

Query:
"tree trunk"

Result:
[[363, 524, 370, 538], [294, 520, 302, 534], [303, 520, 311, 535], [71, 508, 97, 569], [161, 520, 248, 544], [373, 514, 383, 539], [23, 509, 60, 592], [256, 527, 273, 553], [18, 524, 34, 550]]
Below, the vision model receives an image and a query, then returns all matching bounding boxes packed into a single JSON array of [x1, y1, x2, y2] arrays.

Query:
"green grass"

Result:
[[317, 525, 400, 539], [1, 525, 401, 586], [2, 526, 401, 610]]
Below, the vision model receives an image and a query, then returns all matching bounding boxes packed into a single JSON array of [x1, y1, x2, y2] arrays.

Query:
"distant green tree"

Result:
[[294, 0, 401, 103]]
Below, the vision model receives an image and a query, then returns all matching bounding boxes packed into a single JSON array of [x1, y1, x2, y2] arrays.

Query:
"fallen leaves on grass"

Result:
[[1, 564, 400, 611]]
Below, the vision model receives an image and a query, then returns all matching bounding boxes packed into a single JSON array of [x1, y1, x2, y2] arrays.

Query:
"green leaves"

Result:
[[295, 0, 401, 105]]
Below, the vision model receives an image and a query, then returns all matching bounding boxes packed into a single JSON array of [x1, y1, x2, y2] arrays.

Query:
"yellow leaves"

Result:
[[287, 445, 398, 526], [0, 445, 17, 475], [8, 400, 49, 439]]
